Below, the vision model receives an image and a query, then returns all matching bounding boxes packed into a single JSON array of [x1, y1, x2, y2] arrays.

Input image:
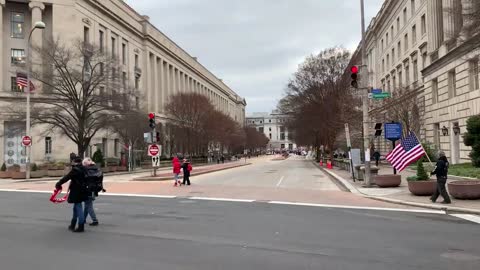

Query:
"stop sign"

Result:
[[22, 136, 32, 147], [148, 144, 160, 157]]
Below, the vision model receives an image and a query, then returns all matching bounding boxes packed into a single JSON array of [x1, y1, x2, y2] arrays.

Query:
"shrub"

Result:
[[406, 176, 419, 182], [92, 149, 105, 167], [422, 142, 438, 162], [464, 115, 480, 167], [31, 163, 38, 171], [416, 158, 429, 180], [1, 163, 6, 171]]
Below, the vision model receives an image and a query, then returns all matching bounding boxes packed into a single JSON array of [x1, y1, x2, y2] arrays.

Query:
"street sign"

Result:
[[371, 92, 391, 99], [144, 132, 152, 143], [152, 156, 160, 167], [344, 123, 351, 148], [371, 88, 382, 94], [384, 122, 402, 141], [22, 136, 32, 147], [148, 144, 161, 157]]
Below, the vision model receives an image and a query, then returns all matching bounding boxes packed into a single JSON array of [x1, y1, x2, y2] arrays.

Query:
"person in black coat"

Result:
[[55, 157, 88, 232], [430, 152, 451, 204], [181, 159, 191, 185]]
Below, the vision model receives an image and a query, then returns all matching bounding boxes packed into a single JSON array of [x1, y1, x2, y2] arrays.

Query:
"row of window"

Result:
[[381, 10, 426, 56], [381, 54, 421, 92], [42, 137, 122, 157], [430, 60, 479, 104]]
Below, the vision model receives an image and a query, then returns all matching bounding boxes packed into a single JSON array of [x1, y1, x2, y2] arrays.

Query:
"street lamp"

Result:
[[441, 126, 449, 136], [453, 124, 461, 136], [25, 21, 46, 179]]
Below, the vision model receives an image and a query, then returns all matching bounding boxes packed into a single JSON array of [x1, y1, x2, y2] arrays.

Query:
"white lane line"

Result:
[[268, 201, 446, 214], [0, 189, 52, 194], [450, 214, 480, 224], [276, 176, 285, 187], [189, 197, 255, 203], [0, 189, 176, 199]]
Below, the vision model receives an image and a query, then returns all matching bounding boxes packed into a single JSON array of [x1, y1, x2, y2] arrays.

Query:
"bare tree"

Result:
[[8, 38, 130, 157], [380, 87, 421, 136]]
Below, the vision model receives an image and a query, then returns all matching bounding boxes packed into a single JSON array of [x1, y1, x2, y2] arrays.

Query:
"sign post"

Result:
[[345, 123, 355, 180], [384, 122, 403, 175], [148, 144, 161, 176], [22, 136, 32, 147]]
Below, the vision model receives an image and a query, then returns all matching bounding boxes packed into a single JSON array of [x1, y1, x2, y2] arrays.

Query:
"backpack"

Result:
[[84, 166, 104, 193], [187, 163, 192, 172]]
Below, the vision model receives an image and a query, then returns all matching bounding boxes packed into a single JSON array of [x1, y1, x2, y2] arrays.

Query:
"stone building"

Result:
[[246, 111, 296, 151], [350, 0, 478, 164], [0, 0, 246, 167]]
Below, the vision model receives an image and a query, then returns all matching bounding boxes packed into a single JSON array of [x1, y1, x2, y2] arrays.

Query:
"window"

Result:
[[260, 121, 263, 123], [391, 25, 394, 37], [404, 34, 409, 51], [386, 33, 389, 45], [413, 59, 418, 82], [392, 74, 397, 90], [100, 62, 104, 76], [111, 37, 116, 57], [11, 77, 22, 92], [403, 7, 407, 24], [122, 43, 126, 65], [469, 59, 479, 91], [269, 133, 272, 139], [11, 49, 25, 64], [135, 54, 139, 67], [381, 39, 384, 51], [259, 127, 264, 133], [412, 25, 417, 44], [433, 123, 440, 147], [448, 70, 456, 98], [11, 12, 24, 38], [421, 15, 426, 35], [45, 137, 52, 155], [432, 78, 438, 104], [382, 59, 385, 73], [387, 54, 390, 68], [269, 119, 271, 123], [411, 0, 415, 16], [398, 70, 403, 87], [84, 26, 90, 43], [422, 52, 428, 69], [392, 48, 395, 62], [397, 17, 400, 32], [102, 138, 108, 156], [114, 139, 120, 157], [99, 30, 104, 52], [405, 62, 410, 85], [122, 72, 127, 88], [135, 77, 139, 90], [269, 127, 272, 131], [398, 41, 402, 58]]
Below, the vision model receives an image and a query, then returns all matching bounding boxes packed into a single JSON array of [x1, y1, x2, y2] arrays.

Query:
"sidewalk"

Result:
[[319, 162, 480, 215], [133, 161, 251, 181]]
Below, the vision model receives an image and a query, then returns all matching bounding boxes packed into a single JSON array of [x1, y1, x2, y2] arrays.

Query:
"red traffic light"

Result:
[[148, 113, 155, 119], [351, 66, 359, 74]]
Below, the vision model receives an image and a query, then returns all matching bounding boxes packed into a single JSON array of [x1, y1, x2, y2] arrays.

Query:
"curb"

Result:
[[319, 164, 480, 215], [312, 161, 351, 193], [133, 163, 252, 181]]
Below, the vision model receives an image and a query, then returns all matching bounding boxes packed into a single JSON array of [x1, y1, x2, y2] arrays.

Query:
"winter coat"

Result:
[[182, 162, 191, 177], [172, 157, 181, 174], [432, 156, 449, 180], [55, 165, 88, 204]]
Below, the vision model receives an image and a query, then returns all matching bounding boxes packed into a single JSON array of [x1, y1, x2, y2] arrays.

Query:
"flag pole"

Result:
[[411, 131, 434, 167]]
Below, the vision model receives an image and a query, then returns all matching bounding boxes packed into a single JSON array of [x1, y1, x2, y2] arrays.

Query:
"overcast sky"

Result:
[[125, 0, 384, 114]]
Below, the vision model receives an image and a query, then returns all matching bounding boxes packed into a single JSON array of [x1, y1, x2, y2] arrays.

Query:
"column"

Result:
[[159, 58, 165, 110], [460, 0, 474, 39], [164, 62, 170, 103], [149, 54, 155, 112], [153, 56, 158, 113], [0, 0, 5, 91], [427, 0, 444, 52], [442, 0, 462, 42]]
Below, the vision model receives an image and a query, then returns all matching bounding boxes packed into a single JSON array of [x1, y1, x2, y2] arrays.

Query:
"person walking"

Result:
[[82, 158, 103, 226], [430, 152, 452, 204], [172, 156, 182, 186], [373, 150, 381, 167], [182, 158, 192, 186], [55, 156, 88, 232]]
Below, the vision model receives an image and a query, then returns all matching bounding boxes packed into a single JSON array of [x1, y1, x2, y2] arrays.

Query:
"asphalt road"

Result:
[[1, 191, 479, 270]]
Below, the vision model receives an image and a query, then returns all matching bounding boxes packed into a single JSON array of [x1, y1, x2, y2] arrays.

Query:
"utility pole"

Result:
[[360, 0, 372, 186]]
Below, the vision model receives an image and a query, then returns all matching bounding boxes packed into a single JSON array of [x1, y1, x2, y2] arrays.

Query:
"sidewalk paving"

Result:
[[320, 161, 480, 215]]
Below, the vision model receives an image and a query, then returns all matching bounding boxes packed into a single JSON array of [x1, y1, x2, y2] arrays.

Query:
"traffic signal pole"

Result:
[[360, 0, 372, 187]]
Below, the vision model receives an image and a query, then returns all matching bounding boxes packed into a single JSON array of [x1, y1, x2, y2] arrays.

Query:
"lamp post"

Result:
[[25, 21, 45, 180]]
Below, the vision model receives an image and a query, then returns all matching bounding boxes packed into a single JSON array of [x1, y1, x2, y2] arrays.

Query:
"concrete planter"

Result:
[[116, 166, 128, 172], [48, 170, 65, 177], [407, 180, 437, 196], [30, 170, 48, 178], [448, 180, 480, 200], [374, 174, 401, 188], [11, 171, 26, 179], [109, 166, 118, 172], [0, 171, 11, 178]]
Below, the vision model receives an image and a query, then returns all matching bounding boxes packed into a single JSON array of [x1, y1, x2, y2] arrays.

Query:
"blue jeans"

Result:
[[72, 202, 85, 226], [174, 174, 179, 182], [84, 196, 98, 223]]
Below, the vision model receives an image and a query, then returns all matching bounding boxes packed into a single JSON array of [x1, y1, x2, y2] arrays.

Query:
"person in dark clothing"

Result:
[[221, 155, 225, 163], [373, 151, 381, 167], [430, 152, 451, 204], [181, 159, 192, 185], [55, 157, 88, 232], [82, 158, 103, 226]]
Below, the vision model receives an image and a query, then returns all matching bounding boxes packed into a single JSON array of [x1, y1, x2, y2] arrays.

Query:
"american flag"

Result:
[[386, 131, 425, 172], [16, 72, 35, 92]]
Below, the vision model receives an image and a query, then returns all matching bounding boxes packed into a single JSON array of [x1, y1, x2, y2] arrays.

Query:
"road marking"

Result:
[[268, 201, 446, 214], [102, 193, 177, 199], [276, 176, 285, 187], [0, 189, 51, 194], [189, 197, 255, 202], [450, 214, 480, 224]]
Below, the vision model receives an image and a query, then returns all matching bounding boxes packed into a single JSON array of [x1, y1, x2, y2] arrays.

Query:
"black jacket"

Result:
[[181, 162, 190, 177], [432, 156, 449, 178], [55, 165, 88, 204]]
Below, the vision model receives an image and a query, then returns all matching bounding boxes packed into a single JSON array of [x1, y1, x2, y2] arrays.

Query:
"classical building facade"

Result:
[[246, 111, 297, 151], [0, 0, 246, 167], [352, 0, 478, 164]]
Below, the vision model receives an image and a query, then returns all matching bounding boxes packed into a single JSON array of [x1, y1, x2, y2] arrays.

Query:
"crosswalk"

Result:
[[450, 214, 480, 224]]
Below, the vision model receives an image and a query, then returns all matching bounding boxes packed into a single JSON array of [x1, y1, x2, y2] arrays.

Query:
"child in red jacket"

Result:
[[172, 157, 181, 186]]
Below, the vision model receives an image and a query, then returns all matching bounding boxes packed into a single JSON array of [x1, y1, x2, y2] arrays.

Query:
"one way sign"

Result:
[[152, 156, 160, 167]]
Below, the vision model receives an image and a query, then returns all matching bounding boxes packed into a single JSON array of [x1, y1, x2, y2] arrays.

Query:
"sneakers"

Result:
[[73, 224, 85, 233], [89, 221, 99, 226], [440, 201, 452, 204]]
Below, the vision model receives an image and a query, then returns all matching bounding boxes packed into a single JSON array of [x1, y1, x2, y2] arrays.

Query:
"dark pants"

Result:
[[84, 196, 98, 223], [375, 159, 379, 166], [72, 202, 85, 226], [183, 173, 190, 185], [431, 177, 451, 203]]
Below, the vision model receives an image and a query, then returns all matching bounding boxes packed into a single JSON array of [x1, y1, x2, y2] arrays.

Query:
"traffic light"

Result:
[[148, 113, 155, 129], [374, 123, 382, 137], [351, 65, 359, 88]]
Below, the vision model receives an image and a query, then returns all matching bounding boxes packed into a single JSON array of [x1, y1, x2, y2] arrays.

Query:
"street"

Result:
[[1, 157, 480, 269]]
